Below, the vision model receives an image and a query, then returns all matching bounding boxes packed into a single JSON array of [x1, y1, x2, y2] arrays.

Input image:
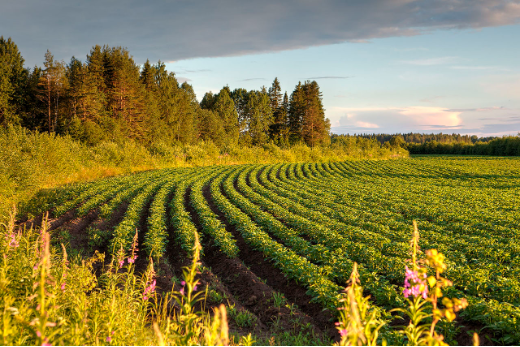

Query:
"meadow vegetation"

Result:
[[2, 156, 518, 345], [0, 125, 406, 225]]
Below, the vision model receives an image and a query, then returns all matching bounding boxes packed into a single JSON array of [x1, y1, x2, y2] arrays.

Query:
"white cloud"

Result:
[[356, 121, 379, 128], [329, 105, 519, 135], [399, 106, 462, 127], [330, 105, 463, 131], [176, 77, 192, 84]]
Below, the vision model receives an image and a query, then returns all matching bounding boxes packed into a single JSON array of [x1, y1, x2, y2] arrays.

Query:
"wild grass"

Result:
[[1, 204, 472, 346], [0, 210, 230, 346], [0, 125, 407, 224]]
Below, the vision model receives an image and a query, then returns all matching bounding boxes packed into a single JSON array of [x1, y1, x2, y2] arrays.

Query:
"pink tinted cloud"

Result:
[[398, 106, 463, 128]]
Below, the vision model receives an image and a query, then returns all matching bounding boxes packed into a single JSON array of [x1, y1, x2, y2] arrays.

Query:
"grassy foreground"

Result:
[[1, 209, 471, 346]]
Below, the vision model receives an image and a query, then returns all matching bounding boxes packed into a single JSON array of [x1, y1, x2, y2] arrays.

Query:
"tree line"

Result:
[[345, 133, 520, 156], [0, 37, 330, 147], [355, 133, 499, 145]]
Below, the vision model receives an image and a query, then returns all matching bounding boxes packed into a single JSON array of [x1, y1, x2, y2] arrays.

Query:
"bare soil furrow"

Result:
[[201, 180, 336, 339]]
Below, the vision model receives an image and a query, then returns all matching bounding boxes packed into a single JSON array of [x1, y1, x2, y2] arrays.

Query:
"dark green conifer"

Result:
[[0, 36, 28, 126]]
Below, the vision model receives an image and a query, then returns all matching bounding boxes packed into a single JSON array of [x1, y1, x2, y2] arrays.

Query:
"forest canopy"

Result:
[[0, 37, 330, 148]]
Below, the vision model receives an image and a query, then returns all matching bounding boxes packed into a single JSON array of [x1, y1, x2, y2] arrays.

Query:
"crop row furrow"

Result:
[[208, 167, 343, 312], [190, 168, 239, 258]]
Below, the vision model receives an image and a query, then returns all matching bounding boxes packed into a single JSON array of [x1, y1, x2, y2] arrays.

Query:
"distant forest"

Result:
[[350, 133, 520, 156], [0, 37, 330, 148], [1, 36, 518, 156]]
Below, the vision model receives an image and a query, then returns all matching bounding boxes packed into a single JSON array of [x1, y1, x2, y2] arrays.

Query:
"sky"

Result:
[[2, 0, 520, 136]]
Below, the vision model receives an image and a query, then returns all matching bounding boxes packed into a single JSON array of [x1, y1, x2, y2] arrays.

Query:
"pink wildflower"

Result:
[[61, 283, 66, 291], [179, 287, 184, 295], [118, 260, 124, 268], [36, 331, 42, 337], [106, 336, 112, 343], [339, 329, 348, 337], [180, 281, 186, 286], [143, 279, 156, 300], [403, 266, 428, 299], [8, 233, 19, 248], [193, 285, 198, 292]]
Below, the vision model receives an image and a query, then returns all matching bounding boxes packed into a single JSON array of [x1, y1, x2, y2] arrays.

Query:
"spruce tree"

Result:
[[0, 37, 28, 126], [22, 66, 46, 130], [268, 77, 289, 142], [288, 82, 305, 143], [139, 59, 156, 92], [268, 77, 282, 110]]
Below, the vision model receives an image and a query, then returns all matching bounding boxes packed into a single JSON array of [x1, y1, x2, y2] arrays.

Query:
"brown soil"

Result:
[[57, 210, 99, 250], [20, 208, 76, 233], [198, 182, 337, 341]]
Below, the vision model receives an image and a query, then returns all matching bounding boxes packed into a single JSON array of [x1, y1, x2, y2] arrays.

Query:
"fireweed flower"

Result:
[[339, 329, 348, 337], [106, 336, 112, 343], [61, 283, 66, 291], [127, 255, 138, 264], [7, 233, 19, 248], [403, 266, 428, 299], [143, 279, 156, 300], [118, 259, 124, 268]]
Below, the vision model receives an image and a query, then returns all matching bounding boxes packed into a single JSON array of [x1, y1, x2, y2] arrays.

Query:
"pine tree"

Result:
[[288, 81, 330, 146], [300, 81, 329, 147], [0, 36, 28, 126], [103, 46, 146, 141]]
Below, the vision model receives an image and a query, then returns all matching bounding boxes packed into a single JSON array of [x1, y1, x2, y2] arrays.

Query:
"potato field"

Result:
[[26, 156, 520, 344]]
